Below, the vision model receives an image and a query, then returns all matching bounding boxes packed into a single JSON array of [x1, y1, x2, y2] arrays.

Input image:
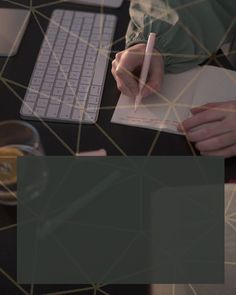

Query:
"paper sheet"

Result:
[[111, 66, 236, 134]]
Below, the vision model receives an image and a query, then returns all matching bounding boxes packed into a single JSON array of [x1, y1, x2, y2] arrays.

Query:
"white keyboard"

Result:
[[20, 9, 116, 124]]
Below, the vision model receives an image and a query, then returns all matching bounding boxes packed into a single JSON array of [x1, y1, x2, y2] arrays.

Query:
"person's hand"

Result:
[[178, 101, 236, 158], [112, 43, 164, 99]]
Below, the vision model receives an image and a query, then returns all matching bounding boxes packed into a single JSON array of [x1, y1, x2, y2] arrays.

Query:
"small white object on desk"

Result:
[[76, 149, 107, 156]]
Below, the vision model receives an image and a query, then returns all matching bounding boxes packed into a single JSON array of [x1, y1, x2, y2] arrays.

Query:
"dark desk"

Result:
[[0, 0, 235, 294]]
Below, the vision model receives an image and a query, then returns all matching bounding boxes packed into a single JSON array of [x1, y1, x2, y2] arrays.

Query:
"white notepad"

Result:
[[111, 66, 236, 134]]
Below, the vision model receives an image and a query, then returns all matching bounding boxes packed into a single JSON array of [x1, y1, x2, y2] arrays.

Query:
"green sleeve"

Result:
[[126, 0, 236, 73]]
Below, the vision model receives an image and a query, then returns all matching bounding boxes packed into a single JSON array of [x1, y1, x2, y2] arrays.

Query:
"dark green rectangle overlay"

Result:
[[17, 157, 224, 284]]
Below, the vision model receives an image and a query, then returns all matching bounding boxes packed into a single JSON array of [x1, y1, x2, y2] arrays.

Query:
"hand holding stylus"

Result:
[[112, 38, 164, 102]]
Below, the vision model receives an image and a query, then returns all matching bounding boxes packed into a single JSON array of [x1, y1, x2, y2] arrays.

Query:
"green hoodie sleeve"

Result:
[[126, 0, 236, 73]]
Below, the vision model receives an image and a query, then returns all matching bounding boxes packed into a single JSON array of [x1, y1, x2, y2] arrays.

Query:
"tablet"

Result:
[[0, 9, 30, 57]]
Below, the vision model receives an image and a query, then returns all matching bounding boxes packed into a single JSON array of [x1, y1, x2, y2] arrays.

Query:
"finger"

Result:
[[112, 59, 134, 97], [181, 109, 226, 132], [190, 103, 222, 114], [116, 64, 139, 98], [111, 60, 118, 76], [187, 121, 232, 142], [115, 51, 145, 97], [200, 144, 236, 158], [195, 131, 236, 152], [115, 77, 135, 98], [114, 51, 123, 62]]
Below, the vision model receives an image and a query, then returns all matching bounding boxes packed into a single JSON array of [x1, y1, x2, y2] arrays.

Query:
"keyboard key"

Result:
[[79, 84, 90, 93], [105, 19, 115, 28], [74, 57, 84, 65], [77, 42, 87, 50], [64, 10, 74, 19], [83, 111, 96, 122], [75, 99, 86, 109], [90, 85, 101, 96], [83, 23, 92, 31], [86, 104, 98, 113], [67, 37, 77, 45], [42, 82, 54, 91], [55, 80, 67, 88], [34, 107, 46, 117], [37, 99, 48, 108], [21, 101, 35, 115], [38, 54, 50, 63], [90, 34, 100, 42], [35, 62, 47, 71], [68, 79, 78, 88], [69, 71, 81, 80], [63, 95, 74, 104], [47, 104, 60, 118], [72, 109, 82, 121], [47, 67, 58, 75], [75, 50, 86, 58], [64, 50, 74, 58], [86, 55, 96, 63], [94, 14, 105, 27], [57, 72, 69, 80], [88, 95, 99, 104], [60, 105, 72, 119], [34, 69, 46, 78], [60, 64, 71, 73], [53, 10, 64, 20], [45, 75, 55, 83], [72, 64, 82, 72], [92, 52, 107, 86], [62, 57, 73, 65], [76, 92, 88, 101], [84, 62, 95, 70], [81, 76, 92, 85], [82, 69, 93, 77], [87, 47, 98, 55], [30, 85, 41, 92], [102, 34, 112, 41], [31, 78, 42, 86], [53, 87, 64, 96], [65, 87, 76, 96], [81, 30, 90, 37], [50, 96, 61, 105], [40, 89, 51, 97], [25, 93, 38, 102]]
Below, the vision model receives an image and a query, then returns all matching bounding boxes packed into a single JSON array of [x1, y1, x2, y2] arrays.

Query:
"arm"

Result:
[[126, 0, 236, 73]]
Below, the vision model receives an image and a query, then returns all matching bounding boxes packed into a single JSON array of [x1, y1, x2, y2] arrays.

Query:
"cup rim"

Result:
[[0, 120, 40, 149], [0, 143, 44, 205]]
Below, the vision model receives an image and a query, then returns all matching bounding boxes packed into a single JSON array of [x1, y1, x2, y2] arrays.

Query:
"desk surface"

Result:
[[0, 0, 235, 294], [0, 0, 235, 178]]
